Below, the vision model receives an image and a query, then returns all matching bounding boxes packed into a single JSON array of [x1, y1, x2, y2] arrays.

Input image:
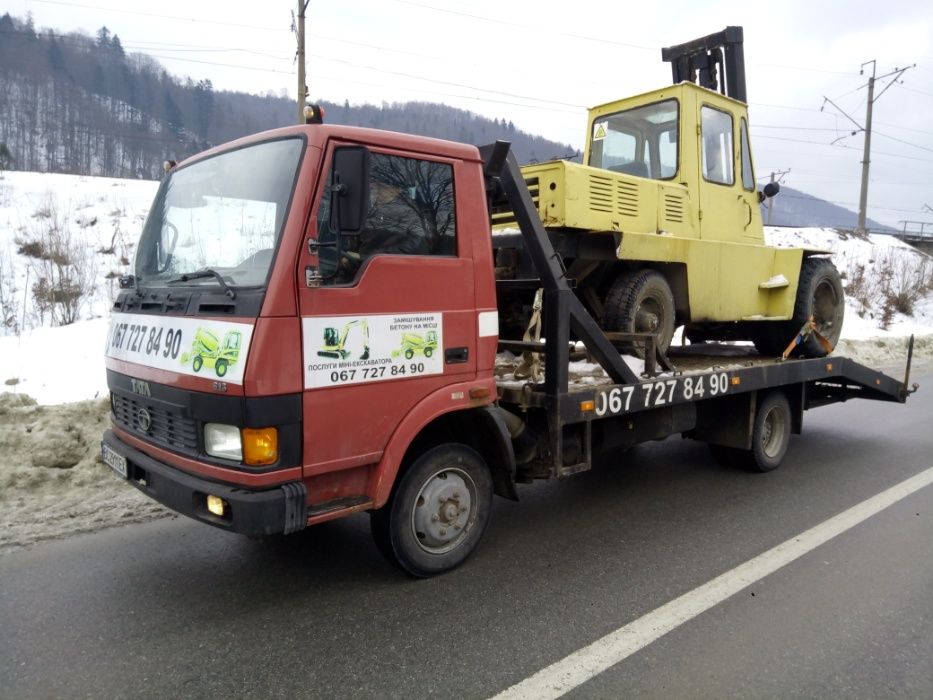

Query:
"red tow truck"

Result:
[[102, 115, 915, 576]]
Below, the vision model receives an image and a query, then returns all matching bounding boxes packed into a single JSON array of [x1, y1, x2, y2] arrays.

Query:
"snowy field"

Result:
[[0, 170, 931, 553]]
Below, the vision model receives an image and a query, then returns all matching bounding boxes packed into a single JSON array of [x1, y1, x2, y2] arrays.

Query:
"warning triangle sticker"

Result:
[[593, 123, 607, 140]]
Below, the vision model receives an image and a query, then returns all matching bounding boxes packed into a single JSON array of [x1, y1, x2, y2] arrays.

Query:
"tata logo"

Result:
[[131, 379, 151, 397], [137, 408, 152, 433]]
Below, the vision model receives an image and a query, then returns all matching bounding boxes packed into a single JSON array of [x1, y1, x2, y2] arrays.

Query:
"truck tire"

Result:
[[739, 390, 792, 472], [709, 391, 791, 472], [370, 444, 493, 577], [753, 258, 844, 358], [215, 359, 228, 377], [192, 355, 203, 372], [602, 270, 675, 358]]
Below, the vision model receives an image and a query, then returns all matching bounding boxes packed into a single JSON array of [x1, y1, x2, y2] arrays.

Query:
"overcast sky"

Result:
[[13, 0, 933, 228]]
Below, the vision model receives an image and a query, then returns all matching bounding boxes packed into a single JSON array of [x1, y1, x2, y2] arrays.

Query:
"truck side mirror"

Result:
[[758, 181, 780, 204], [330, 146, 370, 235]]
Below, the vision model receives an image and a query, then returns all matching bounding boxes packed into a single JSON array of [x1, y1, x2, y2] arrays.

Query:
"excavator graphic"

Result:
[[317, 319, 370, 360]]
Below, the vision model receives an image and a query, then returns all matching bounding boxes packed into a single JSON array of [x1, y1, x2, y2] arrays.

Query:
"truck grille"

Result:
[[111, 394, 199, 452]]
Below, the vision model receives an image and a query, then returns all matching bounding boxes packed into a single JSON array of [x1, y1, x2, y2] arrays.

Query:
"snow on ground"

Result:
[[1, 172, 932, 554]]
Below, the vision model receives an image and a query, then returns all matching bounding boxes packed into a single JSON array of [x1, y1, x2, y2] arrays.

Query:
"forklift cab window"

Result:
[[701, 106, 735, 186], [588, 99, 678, 180], [317, 152, 457, 284]]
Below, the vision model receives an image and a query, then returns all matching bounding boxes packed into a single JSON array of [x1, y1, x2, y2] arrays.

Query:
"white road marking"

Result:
[[491, 465, 933, 700]]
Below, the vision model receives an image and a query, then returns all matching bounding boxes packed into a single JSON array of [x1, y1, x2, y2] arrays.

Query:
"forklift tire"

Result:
[[753, 258, 844, 358], [602, 269, 675, 358], [215, 359, 228, 377], [793, 258, 844, 358], [192, 355, 203, 372], [370, 444, 493, 577]]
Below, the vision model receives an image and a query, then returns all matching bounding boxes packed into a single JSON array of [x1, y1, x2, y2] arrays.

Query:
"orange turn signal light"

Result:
[[242, 427, 278, 466], [579, 400, 596, 413]]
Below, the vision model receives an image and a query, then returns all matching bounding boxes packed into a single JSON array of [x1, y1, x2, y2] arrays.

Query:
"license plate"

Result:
[[101, 442, 128, 479]]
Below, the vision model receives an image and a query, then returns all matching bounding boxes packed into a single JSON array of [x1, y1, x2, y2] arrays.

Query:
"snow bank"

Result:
[[0, 392, 169, 554]]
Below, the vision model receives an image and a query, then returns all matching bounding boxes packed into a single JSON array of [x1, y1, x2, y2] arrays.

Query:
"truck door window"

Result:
[[701, 106, 735, 186], [740, 118, 755, 190], [588, 99, 678, 180], [317, 152, 456, 284]]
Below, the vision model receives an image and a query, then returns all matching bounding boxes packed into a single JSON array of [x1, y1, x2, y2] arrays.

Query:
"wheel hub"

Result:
[[635, 308, 660, 332], [412, 469, 474, 552]]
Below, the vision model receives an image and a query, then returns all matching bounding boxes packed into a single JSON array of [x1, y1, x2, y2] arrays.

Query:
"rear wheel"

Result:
[[708, 391, 792, 472], [192, 355, 203, 372], [602, 270, 676, 358], [370, 444, 493, 577]]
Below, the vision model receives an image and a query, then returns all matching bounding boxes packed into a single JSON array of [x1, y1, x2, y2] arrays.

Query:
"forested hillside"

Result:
[[0, 13, 576, 180]]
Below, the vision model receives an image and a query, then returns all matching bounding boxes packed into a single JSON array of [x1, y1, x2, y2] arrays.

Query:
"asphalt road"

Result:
[[2, 372, 931, 699]]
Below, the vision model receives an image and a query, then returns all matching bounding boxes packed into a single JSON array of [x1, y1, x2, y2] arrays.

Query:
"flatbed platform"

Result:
[[495, 342, 911, 424]]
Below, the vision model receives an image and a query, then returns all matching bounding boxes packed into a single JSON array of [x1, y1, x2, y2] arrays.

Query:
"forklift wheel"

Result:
[[602, 270, 676, 358]]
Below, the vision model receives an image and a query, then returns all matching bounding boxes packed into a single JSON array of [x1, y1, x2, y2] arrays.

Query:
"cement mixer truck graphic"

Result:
[[181, 328, 242, 377], [391, 330, 438, 360]]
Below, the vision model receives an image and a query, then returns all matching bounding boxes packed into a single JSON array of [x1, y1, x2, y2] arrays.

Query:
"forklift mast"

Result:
[[661, 25, 747, 103]]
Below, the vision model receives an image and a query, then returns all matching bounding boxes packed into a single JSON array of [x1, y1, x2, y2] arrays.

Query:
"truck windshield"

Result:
[[135, 137, 304, 288], [589, 99, 678, 180]]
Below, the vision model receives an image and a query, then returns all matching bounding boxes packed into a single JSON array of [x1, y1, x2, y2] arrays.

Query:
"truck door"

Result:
[[697, 103, 758, 241], [297, 147, 477, 483]]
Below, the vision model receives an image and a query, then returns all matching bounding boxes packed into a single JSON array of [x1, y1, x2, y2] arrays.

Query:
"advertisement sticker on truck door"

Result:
[[106, 312, 254, 384], [303, 313, 443, 389]]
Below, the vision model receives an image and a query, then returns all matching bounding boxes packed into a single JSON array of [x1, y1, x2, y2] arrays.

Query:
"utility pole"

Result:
[[295, 1, 310, 124], [766, 169, 790, 225], [822, 62, 914, 234]]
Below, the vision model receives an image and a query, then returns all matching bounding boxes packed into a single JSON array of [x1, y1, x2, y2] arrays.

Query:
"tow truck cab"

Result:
[[102, 124, 505, 539]]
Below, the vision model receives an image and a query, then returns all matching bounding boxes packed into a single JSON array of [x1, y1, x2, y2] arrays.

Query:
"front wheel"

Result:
[[370, 444, 493, 577], [215, 358, 228, 377], [754, 258, 844, 357]]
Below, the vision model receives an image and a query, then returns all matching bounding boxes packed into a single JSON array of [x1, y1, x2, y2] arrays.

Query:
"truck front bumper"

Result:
[[101, 430, 307, 537]]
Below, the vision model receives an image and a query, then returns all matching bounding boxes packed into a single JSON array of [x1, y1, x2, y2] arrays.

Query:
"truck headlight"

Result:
[[204, 423, 242, 460]]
